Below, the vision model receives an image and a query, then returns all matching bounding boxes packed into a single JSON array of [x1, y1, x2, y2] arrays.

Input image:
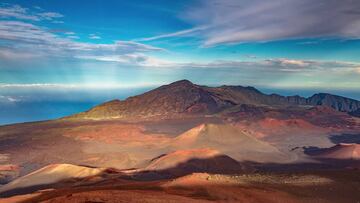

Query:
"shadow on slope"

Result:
[[134, 156, 247, 181], [329, 133, 360, 144], [0, 152, 249, 198], [2, 156, 360, 202]]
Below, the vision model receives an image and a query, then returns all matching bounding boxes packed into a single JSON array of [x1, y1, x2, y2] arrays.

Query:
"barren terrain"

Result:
[[1, 80, 360, 202]]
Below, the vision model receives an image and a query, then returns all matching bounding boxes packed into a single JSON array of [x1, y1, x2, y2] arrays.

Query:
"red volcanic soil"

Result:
[[315, 143, 360, 160], [305, 106, 359, 130], [63, 123, 170, 145], [307, 106, 341, 115], [258, 118, 317, 129], [162, 173, 301, 202], [1, 80, 360, 202], [0, 165, 18, 171], [225, 104, 360, 133], [2, 185, 300, 203], [39, 190, 211, 203], [249, 118, 325, 138], [0, 165, 19, 184]]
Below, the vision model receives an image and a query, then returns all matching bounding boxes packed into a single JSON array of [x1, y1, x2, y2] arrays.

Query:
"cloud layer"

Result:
[[0, 4, 164, 65], [0, 4, 63, 22]]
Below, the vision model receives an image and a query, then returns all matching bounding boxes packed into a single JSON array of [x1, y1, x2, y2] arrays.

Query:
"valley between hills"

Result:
[[0, 80, 360, 202]]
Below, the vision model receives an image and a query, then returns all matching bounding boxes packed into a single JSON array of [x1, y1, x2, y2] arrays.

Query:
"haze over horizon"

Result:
[[1, 0, 360, 124]]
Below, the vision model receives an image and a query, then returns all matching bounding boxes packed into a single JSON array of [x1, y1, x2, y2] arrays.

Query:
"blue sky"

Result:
[[1, 0, 360, 102]]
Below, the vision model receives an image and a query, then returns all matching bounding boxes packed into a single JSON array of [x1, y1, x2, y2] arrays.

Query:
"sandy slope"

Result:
[[0, 164, 105, 195], [172, 123, 289, 163]]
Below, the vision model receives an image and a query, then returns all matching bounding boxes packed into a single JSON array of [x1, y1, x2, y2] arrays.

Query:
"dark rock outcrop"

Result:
[[307, 93, 360, 112]]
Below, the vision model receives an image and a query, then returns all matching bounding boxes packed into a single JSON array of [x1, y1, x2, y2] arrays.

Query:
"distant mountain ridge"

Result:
[[67, 80, 360, 120]]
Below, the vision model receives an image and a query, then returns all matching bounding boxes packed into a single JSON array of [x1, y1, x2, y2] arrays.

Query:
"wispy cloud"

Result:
[[1, 57, 359, 91], [79, 48, 360, 75], [0, 4, 63, 21], [0, 83, 159, 90], [146, 0, 360, 46], [173, 59, 360, 74], [137, 26, 208, 41], [0, 4, 38, 20]]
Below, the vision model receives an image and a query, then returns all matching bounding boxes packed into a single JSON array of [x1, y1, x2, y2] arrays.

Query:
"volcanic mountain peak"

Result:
[[219, 85, 262, 94], [69, 80, 234, 120], [161, 79, 195, 88], [148, 79, 200, 95], [67, 80, 360, 121]]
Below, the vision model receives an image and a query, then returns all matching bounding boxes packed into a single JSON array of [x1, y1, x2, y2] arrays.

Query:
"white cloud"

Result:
[[0, 18, 164, 63], [0, 4, 38, 20], [89, 34, 101, 39], [77, 53, 173, 67], [0, 95, 20, 103], [143, 0, 360, 46], [0, 4, 63, 21]]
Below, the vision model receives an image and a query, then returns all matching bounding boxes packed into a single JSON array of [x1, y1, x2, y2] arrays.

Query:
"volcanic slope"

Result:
[[69, 80, 234, 120]]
